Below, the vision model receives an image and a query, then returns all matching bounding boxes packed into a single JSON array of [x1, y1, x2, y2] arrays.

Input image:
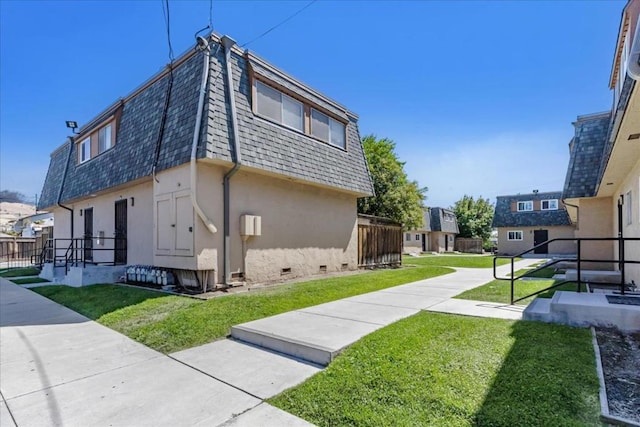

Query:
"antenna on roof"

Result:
[[533, 189, 539, 194]]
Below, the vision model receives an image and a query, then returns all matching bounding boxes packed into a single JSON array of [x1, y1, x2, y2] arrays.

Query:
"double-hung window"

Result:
[[79, 138, 91, 163], [256, 81, 303, 132], [541, 199, 558, 210], [507, 231, 523, 241], [517, 201, 533, 212], [311, 109, 345, 149], [98, 124, 112, 154]]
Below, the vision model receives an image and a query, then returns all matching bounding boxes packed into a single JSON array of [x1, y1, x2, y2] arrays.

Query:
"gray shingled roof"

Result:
[[39, 36, 373, 209], [492, 191, 572, 227], [562, 112, 611, 200], [430, 207, 459, 233]]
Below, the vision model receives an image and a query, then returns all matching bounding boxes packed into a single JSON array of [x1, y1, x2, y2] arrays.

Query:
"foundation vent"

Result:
[[341, 263, 349, 271], [319, 265, 327, 273], [281, 267, 292, 275], [231, 272, 245, 280]]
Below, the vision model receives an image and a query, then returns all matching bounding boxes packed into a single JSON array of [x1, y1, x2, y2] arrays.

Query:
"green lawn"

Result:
[[403, 255, 515, 268], [0, 267, 40, 278], [270, 312, 600, 426], [32, 266, 452, 353], [11, 277, 50, 285], [456, 267, 585, 305]]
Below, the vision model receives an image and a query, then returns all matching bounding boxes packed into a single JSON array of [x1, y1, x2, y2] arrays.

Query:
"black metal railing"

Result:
[[493, 237, 640, 304], [45, 237, 127, 274]]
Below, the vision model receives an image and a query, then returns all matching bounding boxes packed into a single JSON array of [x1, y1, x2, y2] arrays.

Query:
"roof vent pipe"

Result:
[[189, 35, 218, 234], [221, 35, 243, 285], [627, 19, 640, 81]]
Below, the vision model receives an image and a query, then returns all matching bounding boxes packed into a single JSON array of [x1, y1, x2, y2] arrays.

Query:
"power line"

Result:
[[209, 0, 213, 31], [161, 0, 174, 63], [241, 0, 318, 48]]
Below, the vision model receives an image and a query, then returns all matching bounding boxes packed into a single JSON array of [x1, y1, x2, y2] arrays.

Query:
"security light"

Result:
[[66, 121, 79, 134]]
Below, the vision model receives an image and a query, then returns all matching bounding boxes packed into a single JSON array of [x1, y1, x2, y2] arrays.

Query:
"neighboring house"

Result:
[[429, 207, 459, 252], [15, 212, 54, 237], [563, 0, 640, 276], [38, 33, 374, 288], [492, 191, 576, 256], [403, 209, 431, 254]]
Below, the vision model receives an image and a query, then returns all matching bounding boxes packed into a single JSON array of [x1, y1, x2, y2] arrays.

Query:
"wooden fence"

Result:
[[0, 227, 53, 267], [455, 237, 483, 254], [357, 215, 402, 268]]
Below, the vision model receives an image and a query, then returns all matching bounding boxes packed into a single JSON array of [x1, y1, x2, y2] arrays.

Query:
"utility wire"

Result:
[[209, 0, 213, 31], [241, 0, 318, 48], [161, 0, 175, 62]]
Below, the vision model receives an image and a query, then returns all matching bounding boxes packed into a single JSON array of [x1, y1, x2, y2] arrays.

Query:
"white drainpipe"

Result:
[[189, 36, 218, 234]]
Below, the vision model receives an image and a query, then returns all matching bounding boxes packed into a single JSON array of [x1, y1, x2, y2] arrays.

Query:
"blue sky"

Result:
[[0, 0, 625, 207]]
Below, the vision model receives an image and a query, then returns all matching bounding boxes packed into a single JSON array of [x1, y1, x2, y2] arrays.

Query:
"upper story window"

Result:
[[79, 138, 91, 163], [254, 79, 347, 150], [517, 201, 533, 212], [98, 124, 112, 154], [443, 213, 455, 222], [76, 120, 116, 164], [256, 81, 303, 132], [541, 199, 558, 210], [311, 109, 346, 149]]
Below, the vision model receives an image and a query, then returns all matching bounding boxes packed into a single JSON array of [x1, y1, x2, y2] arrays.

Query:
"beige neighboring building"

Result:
[[404, 207, 459, 254], [563, 0, 640, 276], [492, 192, 576, 256], [38, 34, 374, 289]]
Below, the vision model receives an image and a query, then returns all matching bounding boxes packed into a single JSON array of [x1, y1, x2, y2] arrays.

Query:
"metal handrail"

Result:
[[493, 237, 640, 304], [45, 237, 127, 273]]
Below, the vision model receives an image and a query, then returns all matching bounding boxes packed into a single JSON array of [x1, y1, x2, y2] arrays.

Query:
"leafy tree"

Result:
[[0, 190, 27, 203], [452, 195, 494, 245], [358, 135, 427, 229]]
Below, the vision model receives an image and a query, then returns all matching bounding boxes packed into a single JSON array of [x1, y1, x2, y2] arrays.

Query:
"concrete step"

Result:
[[565, 269, 621, 284], [523, 298, 552, 323]]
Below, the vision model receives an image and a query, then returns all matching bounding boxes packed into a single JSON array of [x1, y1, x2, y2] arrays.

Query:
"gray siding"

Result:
[[492, 191, 572, 227]]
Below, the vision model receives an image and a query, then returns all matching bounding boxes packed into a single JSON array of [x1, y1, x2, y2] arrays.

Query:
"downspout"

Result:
[[221, 35, 242, 285], [57, 137, 75, 239], [562, 198, 579, 231], [627, 19, 640, 81], [190, 36, 218, 234]]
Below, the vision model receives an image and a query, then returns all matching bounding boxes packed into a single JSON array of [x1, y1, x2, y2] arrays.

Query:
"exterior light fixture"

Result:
[[130, 197, 135, 207], [628, 133, 640, 140], [66, 121, 80, 134]]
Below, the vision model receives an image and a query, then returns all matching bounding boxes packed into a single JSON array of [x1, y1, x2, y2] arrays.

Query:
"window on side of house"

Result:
[[98, 124, 112, 154], [541, 199, 558, 210], [311, 109, 346, 149], [256, 80, 303, 132], [517, 201, 533, 212], [626, 190, 632, 225], [507, 230, 523, 241], [79, 138, 91, 163], [405, 233, 411, 241], [415, 234, 420, 241]]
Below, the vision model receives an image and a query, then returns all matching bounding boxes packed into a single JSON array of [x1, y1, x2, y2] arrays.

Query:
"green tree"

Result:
[[358, 135, 427, 229], [452, 195, 494, 245]]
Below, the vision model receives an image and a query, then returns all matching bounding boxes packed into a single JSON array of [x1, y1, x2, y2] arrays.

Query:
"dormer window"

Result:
[[517, 201, 533, 212], [79, 138, 91, 163], [541, 199, 558, 210], [253, 78, 347, 150], [98, 124, 112, 154]]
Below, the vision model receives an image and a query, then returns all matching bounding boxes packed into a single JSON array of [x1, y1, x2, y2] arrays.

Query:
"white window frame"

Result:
[[626, 190, 632, 225], [517, 201, 533, 212], [255, 80, 303, 133], [79, 138, 91, 163], [98, 124, 112, 154], [405, 233, 411, 241], [415, 234, 420, 241], [541, 199, 558, 211], [311, 108, 346, 149], [507, 230, 523, 241]]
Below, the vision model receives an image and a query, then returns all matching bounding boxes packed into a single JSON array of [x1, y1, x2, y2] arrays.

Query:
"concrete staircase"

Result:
[[523, 291, 640, 331], [564, 269, 622, 284]]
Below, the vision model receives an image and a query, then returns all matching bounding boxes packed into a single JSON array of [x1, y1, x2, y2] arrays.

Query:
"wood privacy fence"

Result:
[[357, 215, 402, 268], [455, 238, 483, 254], [0, 227, 53, 266]]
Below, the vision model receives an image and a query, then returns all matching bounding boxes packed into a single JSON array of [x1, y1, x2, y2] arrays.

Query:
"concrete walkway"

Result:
[[1, 258, 536, 426]]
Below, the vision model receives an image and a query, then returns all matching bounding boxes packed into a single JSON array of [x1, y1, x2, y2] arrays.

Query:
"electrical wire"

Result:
[[241, 0, 318, 48], [161, 0, 175, 62]]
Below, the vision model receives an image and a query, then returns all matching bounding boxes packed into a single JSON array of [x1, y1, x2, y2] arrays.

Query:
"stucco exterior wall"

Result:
[[403, 231, 429, 254], [573, 197, 614, 270], [50, 181, 154, 266], [430, 232, 455, 253], [611, 157, 640, 281], [497, 225, 576, 256], [152, 161, 359, 284]]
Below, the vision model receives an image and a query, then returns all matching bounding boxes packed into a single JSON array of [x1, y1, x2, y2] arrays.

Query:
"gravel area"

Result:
[[595, 327, 640, 424]]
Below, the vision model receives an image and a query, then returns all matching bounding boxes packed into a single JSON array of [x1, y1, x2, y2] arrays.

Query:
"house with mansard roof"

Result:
[[492, 191, 576, 256], [38, 33, 374, 289], [403, 207, 458, 254]]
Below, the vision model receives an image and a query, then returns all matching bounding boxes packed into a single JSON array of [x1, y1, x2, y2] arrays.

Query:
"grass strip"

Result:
[[11, 277, 50, 285], [270, 312, 600, 426], [0, 267, 40, 278], [33, 266, 452, 353], [403, 255, 516, 269]]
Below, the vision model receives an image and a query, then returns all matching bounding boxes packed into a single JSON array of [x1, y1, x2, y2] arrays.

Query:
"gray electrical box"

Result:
[[240, 215, 262, 237]]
